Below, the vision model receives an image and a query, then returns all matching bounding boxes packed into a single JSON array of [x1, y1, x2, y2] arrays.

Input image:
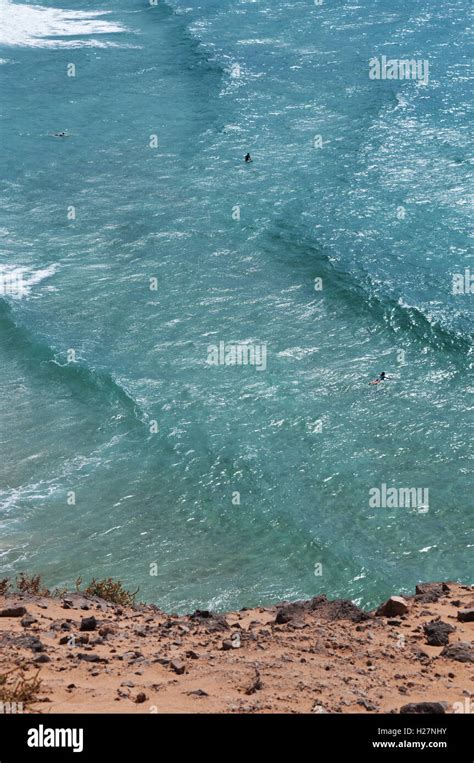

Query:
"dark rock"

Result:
[[121, 650, 142, 661], [77, 653, 109, 663], [98, 625, 116, 638], [33, 654, 51, 664], [134, 692, 147, 704], [222, 640, 234, 651], [415, 583, 450, 604], [189, 609, 229, 631], [313, 598, 370, 623], [423, 620, 455, 646], [185, 650, 200, 660], [415, 582, 450, 596], [170, 659, 186, 675], [187, 689, 208, 697], [275, 598, 313, 624], [400, 702, 448, 714], [0, 606, 27, 618], [20, 615, 37, 627], [276, 595, 369, 624], [245, 668, 262, 695], [376, 597, 409, 617], [440, 642, 474, 663], [357, 699, 378, 711], [80, 616, 97, 632], [153, 656, 170, 666], [19, 635, 45, 653], [275, 606, 295, 624], [457, 609, 474, 623]]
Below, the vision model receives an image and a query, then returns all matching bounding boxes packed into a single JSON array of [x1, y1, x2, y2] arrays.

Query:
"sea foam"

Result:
[[0, 0, 130, 48]]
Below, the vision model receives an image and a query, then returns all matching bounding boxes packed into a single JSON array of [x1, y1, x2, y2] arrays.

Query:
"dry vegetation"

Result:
[[0, 573, 138, 606]]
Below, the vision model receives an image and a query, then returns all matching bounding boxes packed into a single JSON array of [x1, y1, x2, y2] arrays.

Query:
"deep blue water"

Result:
[[0, 0, 472, 612]]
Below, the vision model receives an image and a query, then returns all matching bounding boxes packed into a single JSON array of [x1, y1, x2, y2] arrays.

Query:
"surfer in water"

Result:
[[370, 371, 391, 385], [52, 132, 67, 138], [244, 152, 252, 163]]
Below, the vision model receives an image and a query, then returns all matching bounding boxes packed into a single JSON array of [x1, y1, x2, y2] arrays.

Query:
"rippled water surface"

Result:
[[0, 0, 472, 611]]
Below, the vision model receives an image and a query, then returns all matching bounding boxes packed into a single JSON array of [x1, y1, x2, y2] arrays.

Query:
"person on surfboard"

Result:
[[244, 152, 252, 163], [370, 371, 391, 385]]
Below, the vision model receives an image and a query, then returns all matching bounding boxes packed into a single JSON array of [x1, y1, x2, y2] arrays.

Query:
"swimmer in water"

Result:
[[52, 132, 67, 138], [244, 153, 252, 163], [370, 371, 391, 385]]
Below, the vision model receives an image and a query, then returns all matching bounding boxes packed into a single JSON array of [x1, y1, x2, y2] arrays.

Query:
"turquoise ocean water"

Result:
[[0, 0, 472, 612]]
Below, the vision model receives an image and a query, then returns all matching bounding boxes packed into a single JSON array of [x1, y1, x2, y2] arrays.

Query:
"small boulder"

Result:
[[415, 583, 450, 604], [357, 698, 378, 711], [0, 606, 27, 618], [440, 642, 474, 663], [77, 653, 108, 663], [275, 601, 307, 624], [170, 659, 186, 675], [80, 616, 97, 632], [376, 596, 409, 617], [415, 582, 450, 596], [457, 609, 474, 623], [98, 625, 116, 637], [189, 610, 229, 632], [423, 620, 455, 646], [33, 654, 51, 664], [400, 702, 447, 714], [20, 615, 37, 627], [20, 635, 45, 652]]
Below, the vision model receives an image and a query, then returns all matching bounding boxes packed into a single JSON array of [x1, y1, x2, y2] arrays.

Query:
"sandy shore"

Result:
[[0, 581, 472, 714]]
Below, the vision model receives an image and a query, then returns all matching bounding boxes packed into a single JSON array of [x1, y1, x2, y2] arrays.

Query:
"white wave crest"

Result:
[[0, 0, 131, 49], [0, 263, 58, 299]]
